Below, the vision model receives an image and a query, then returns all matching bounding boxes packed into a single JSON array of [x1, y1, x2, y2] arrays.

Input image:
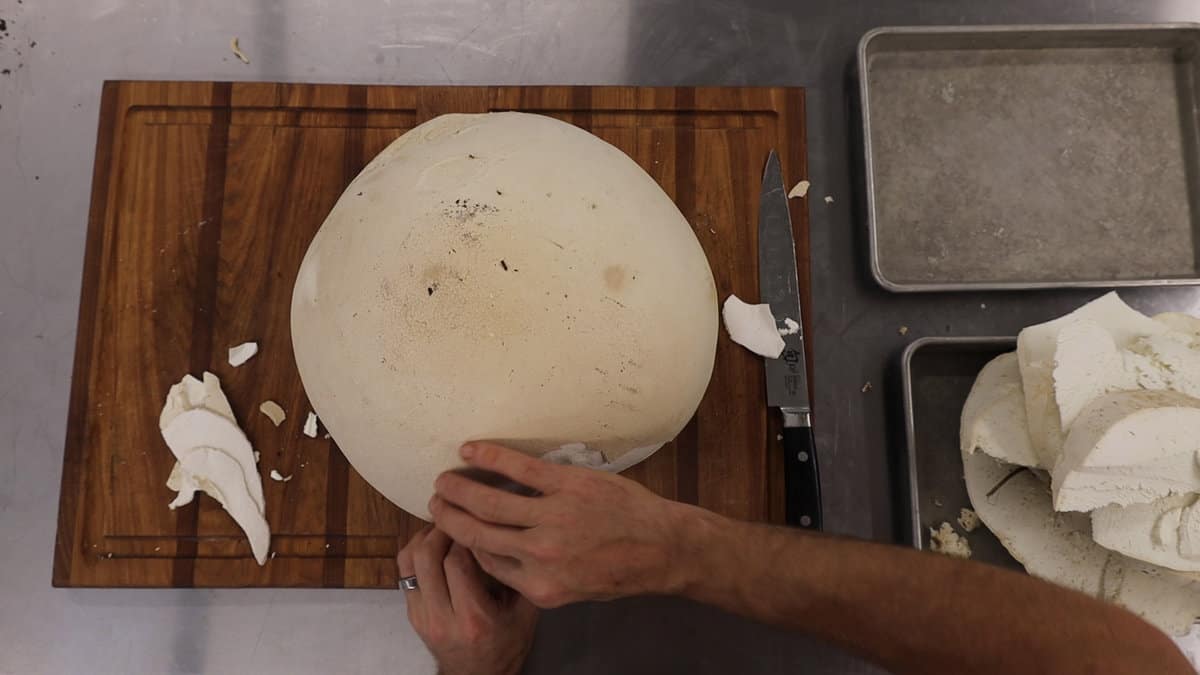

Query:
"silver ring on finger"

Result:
[[399, 575, 420, 591]]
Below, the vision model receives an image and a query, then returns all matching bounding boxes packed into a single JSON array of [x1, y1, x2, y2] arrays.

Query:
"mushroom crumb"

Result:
[[259, 400, 286, 426], [957, 508, 980, 533], [930, 522, 972, 559], [230, 37, 250, 64], [861, 381, 873, 393], [898, 325, 909, 336], [788, 180, 811, 199], [228, 342, 259, 367]]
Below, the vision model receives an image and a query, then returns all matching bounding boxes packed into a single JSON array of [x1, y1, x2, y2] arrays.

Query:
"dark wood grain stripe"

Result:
[[172, 81, 233, 587], [324, 441, 350, 586], [673, 87, 699, 506], [724, 119, 767, 517], [322, 84, 368, 587], [53, 82, 123, 586], [571, 85, 593, 132]]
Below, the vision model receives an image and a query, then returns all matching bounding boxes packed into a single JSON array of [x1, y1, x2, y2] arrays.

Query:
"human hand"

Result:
[[429, 442, 696, 608], [398, 527, 539, 675]]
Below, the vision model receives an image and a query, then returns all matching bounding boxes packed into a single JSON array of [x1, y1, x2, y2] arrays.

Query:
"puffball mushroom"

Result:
[[722, 294, 785, 358], [159, 373, 270, 565], [291, 112, 718, 520], [958, 295, 1200, 633], [962, 444, 1200, 635], [959, 353, 1041, 469]]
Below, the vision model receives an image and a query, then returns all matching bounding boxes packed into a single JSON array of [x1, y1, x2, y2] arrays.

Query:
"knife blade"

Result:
[[759, 149, 821, 530]]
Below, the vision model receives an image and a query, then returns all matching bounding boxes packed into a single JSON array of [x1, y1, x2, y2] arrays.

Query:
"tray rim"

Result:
[[899, 335, 1015, 549], [859, 22, 1200, 293]]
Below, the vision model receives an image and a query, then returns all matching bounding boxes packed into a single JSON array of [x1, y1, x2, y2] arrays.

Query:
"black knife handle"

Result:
[[783, 425, 822, 530]]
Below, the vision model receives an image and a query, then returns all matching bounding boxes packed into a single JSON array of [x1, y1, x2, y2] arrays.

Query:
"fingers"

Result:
[[398, 528, 427, 618], [460, 442, 561, 494], [472, 549, 526, 593], [397, 531, 420, 578], [443, 543, 496, 616], [430, 495, 525, 558], [412, 528, 453, 611], [435, 471, 541, 528]]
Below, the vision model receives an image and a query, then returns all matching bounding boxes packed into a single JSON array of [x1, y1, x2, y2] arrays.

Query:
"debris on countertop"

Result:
[[898, 325, 909, 336], [788, 180, 810, 199], [861, 381, 873, 393], [930, 521, 972, 559], [230, 36, 250, 64], [823, 195, 834, 204], [303, 411, 319, 438], [958, 507, 980, 533], [269, 469, 292, 482]]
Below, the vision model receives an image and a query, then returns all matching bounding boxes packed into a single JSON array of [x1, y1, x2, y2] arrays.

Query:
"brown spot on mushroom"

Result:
[[603, 265, 627, 292]]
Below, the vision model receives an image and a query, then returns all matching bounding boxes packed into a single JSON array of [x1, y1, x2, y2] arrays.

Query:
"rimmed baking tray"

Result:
[[899, 336, 1021, 568], [860, 25, 1200, 291]]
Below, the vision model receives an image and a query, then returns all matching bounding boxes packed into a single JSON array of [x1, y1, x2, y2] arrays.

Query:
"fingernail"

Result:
[[460, 444, 475, 459]]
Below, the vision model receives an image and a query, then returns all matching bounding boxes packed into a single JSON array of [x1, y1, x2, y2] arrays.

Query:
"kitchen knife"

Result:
[[759, 149, 822, 530]]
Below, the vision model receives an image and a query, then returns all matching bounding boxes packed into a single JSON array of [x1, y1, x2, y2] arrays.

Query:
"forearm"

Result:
[[664, 504, 1189, 675]]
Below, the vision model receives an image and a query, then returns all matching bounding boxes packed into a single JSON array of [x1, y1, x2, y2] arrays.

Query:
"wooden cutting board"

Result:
[[53, 82, 809, 588]]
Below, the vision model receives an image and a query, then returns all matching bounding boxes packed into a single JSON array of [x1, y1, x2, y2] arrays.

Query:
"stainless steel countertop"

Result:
[[3, 1, 1200, 673]]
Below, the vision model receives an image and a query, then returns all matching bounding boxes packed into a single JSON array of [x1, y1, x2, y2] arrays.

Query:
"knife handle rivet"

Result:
[[797, 451, 809, 462], [800, 515, 813, 527]]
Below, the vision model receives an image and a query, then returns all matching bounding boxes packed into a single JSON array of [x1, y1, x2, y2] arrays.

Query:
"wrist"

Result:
[[658, 500, 732, 598]]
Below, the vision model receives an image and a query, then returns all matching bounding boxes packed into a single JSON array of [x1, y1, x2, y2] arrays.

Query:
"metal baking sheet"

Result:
[[899, 336, 1022, 569], [860, 25, 1200, 291]]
